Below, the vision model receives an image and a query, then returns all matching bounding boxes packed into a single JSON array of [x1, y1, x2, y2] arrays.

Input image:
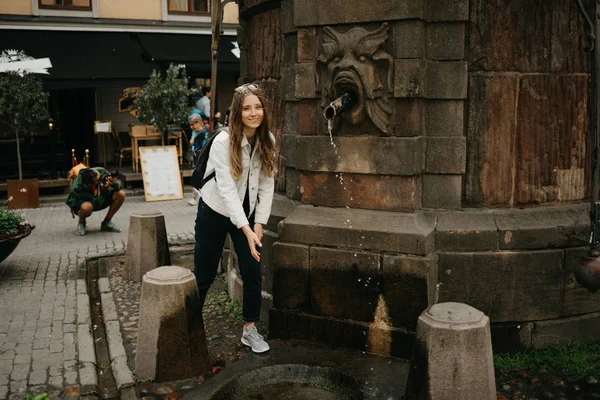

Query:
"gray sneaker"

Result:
[[76, 221, 86, 236], [241, 325, 269, 353], [101, 220, 121, 233]]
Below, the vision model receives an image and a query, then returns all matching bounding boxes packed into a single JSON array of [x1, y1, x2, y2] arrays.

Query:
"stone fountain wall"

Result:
[[236, 0, 600, 357]]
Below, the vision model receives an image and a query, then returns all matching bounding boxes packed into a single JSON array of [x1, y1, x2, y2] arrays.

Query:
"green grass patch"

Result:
[[494, 341, 600, 378], [228, 300, 244, 323], [204, 278, 244, 323]]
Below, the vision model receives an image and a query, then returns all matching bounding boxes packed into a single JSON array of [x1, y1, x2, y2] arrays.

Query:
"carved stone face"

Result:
[[317, 23, 393, 134]]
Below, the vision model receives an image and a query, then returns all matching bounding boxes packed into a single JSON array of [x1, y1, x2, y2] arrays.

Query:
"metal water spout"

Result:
[[323, 91, 358, 121]]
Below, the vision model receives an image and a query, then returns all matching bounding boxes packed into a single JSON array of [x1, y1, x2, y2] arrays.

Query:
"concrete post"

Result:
[[126, 211, 171, 282], [135, 266, 209, 382], [404, 302, 497, 400]]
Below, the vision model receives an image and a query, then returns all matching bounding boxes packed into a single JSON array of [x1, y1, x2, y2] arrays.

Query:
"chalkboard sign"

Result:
[[139, 146, 183, 202]]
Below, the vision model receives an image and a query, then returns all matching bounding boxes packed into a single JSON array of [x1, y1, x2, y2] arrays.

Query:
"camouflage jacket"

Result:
[[66, 167, 121, 206]]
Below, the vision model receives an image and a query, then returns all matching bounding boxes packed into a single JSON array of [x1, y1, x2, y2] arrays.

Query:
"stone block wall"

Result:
[[271, 206, 438, 358], [241, 0, 591, 209], [240, 0, 600, 358], [271, 203, 600, 356], [278, 0, 469, 211], [276, 0, 591, 210]]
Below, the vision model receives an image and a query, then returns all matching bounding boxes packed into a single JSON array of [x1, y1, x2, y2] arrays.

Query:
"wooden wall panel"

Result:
[[465, 74, 517, 206], [514, 75, 588, 204], [549, 0, 590, 73], [467, 0, 591, 207], [257, 79, 286, 191], [242, 4, 286, 191], [246, 8, 283, 80], [469, 0, 552, 72], [469, 0, 589, 73]]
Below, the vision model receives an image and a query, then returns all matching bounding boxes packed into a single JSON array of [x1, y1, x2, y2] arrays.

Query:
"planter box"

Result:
[[7, 178, 40, 209], [0, 225, 34, 264]]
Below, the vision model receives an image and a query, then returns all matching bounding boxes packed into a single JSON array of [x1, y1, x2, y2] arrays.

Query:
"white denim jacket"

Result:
[[201, 130, 275, 229]]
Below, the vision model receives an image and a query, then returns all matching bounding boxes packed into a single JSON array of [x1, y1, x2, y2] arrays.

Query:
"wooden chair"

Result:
[[94, 120, 132, 168], [109, 129, 133, 167]]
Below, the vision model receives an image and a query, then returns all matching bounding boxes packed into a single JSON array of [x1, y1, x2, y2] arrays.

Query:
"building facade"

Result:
[[0, 0, 240, 178]]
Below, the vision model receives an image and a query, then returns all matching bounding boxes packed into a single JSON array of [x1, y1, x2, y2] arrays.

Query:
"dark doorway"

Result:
[[52, 88, 97, 165]]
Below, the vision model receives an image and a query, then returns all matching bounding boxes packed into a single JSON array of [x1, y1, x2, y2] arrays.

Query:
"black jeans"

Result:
[[193, 200, 262, 322]]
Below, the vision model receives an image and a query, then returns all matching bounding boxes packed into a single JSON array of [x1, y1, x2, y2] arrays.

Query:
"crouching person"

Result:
[[66, 167, 126, 236]]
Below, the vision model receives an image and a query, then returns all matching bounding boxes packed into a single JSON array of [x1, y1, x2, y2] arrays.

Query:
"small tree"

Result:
[[130, 64, 195, 145], [0, 71, 49, 180]]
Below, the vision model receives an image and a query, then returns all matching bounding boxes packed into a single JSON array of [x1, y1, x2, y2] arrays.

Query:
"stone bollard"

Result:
[[135, 266, 209, 382], [404, 302, 497, 400], [126, 211, 171, 282]]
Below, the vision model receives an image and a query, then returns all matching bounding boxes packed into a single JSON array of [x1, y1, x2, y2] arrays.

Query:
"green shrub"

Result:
[[0, 71, 49, 180], [494, 341, 600, 377], [26, 394, 48, 400], [0, 209, 24, 235], [128, 64, 196, 145]]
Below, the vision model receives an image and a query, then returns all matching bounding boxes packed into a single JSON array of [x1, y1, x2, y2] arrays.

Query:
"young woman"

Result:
[[194, 83, 276, 353]]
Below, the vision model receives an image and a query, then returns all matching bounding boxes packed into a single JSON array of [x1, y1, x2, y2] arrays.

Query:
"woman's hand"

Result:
[[242, 225, 262, 262], [254, 223, 263, 241]]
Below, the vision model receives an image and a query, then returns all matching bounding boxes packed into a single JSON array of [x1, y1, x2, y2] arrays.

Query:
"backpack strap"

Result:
[[200, 128, 227, 187], [202, 171, 216, 186]]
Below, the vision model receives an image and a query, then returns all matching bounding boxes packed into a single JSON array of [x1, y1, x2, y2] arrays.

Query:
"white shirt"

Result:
[[201, 130, 275, 229], [196, 96, 210, 117]]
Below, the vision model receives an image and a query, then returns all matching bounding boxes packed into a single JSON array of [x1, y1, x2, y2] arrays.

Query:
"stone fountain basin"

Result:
[[182, 339, 409, 400], [208, 364, 363, 400]]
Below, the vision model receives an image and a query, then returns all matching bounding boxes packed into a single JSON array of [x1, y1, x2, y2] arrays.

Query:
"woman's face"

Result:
[[241, 94, 264, 131], [190, 121, 203, 132]]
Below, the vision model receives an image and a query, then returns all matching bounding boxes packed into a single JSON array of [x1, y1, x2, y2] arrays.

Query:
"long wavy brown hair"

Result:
[[228, 84, 276, 180]]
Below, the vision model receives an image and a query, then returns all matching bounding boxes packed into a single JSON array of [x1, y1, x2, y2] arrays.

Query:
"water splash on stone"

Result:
[[434, 282, 442, 305], [366, 294, 392, 356]]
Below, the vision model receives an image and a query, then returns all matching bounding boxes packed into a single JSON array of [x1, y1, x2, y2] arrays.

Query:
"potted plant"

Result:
[[129, 64, 196, 145], [0, 207, 34, 264], [0, 71, 49, 209]]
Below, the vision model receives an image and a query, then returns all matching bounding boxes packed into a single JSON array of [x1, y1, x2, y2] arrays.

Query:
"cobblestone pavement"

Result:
[[0, 196, 197, 399]]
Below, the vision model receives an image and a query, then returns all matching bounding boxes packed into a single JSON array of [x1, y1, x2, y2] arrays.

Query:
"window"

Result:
[[168, 0, 209, 14], [39, 0, 91, 10]]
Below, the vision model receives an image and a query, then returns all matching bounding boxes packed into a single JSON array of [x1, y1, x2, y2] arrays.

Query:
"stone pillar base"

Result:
[[136, 266, 209, 382], [126, 211, 171, 282], [404, 302, 496, 400]]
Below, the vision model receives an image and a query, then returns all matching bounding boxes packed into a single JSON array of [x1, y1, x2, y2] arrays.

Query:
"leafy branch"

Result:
[[128, 64, 196, 145], [0, 71, 49, 180]]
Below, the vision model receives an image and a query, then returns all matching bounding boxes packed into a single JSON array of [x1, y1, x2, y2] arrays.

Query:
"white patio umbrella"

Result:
[[0, 49, 52, 75]]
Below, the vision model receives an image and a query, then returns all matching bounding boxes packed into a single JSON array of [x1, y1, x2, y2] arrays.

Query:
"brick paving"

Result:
[[0, 196, 197, 399]]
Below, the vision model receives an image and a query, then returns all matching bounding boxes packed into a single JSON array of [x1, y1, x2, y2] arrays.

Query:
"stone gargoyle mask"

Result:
[[317, 23, 393, 134]]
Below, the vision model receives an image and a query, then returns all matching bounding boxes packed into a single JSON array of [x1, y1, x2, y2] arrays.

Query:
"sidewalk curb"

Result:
[[77, 325, 96, 365], [92, 241, 197, 394], [98, 271, 136, 391], [76, 278, 99, 395]]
